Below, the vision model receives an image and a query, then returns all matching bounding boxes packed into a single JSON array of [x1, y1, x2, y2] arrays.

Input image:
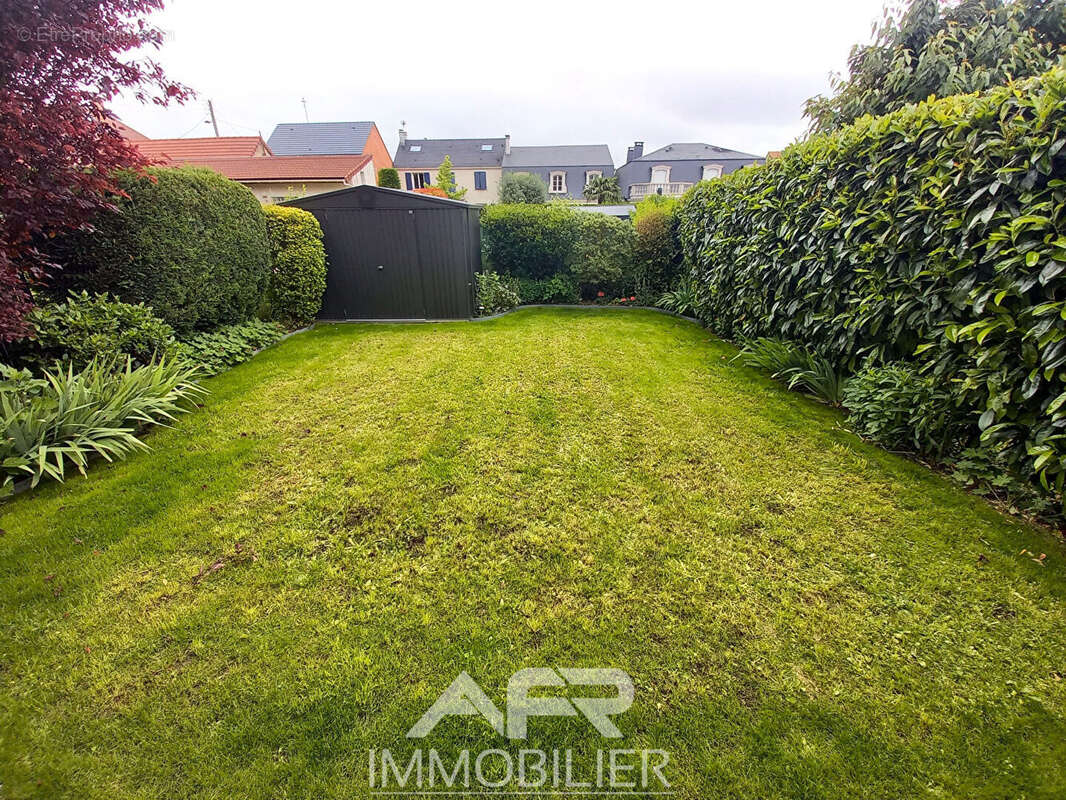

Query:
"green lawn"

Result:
[[2, 307, 1065, 799]]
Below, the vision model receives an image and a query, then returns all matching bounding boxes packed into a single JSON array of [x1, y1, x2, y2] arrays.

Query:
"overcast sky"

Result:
[[110, 0, 890, 165]]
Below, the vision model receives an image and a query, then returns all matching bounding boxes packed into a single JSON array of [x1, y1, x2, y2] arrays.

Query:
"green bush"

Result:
[[263, 205, 327, 326], [9, 291, 174, 371], [633, 196, 684, 297], [173, 320, 285, 376], [377, 167, 401, 189], [678, 65, 1066, 495], [499, 172, 548, 204], [517, 274, 580, 304], [843, 363, 969, 458], [50, 166, 271, 334], [736, 337, 848, 406], [570, 213, 636, 296], [481, 204, 577, 279], [0, 357, 204, 495], [474, 271, 521, 316]]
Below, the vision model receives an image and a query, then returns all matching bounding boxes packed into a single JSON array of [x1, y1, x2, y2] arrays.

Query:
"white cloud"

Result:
[[111, 0, 887, 163]]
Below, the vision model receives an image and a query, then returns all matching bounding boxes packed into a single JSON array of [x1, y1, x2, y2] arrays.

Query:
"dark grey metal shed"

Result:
[[285, 185, 481, 320]]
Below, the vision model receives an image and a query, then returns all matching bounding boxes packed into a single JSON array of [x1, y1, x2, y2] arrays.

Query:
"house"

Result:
[[615, 141, 761, 200], [392, 128, 506, 204], [122, 128, 376, 203], [267, 121, 393, 170], [502, 145, 614, 201], [134, 135, 273, 160], [178, 154, 376, 204]]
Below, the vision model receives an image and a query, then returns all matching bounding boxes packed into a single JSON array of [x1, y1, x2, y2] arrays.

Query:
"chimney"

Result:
[[398, 122, 407, 147], [504, 134, 511, 155], [633, 141, 644, 160]]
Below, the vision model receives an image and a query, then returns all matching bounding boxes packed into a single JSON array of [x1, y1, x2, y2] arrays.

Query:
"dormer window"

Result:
[[702, 164, 723, 180], [481, 144, 493, 151], [651, 165, 670, 183], [549, 171, 566, 194], [410, 145, 422, 152]]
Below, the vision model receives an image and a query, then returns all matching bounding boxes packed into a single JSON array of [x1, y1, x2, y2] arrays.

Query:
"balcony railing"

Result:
[[628, 182, 694, 199]]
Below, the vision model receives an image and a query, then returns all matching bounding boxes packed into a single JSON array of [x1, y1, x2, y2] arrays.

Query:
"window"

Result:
[[409, 145, 422, 152], [585, 170, 602, 185], [404, 171, 432, 190], [481, 144, 493, 151], [474, 171, 487, 191], [702, 164, 723, 180], [651, 165, 670, 183], [549, 171, 566, 194]]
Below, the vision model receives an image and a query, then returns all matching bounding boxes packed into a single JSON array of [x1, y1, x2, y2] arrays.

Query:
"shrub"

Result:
[[735, 337, 847, 406], [0, 357, 205, 495], [517, 274, 580, 305], [499, 172, 548, 204], [678, 65, 1066, 494], [658, 277, 705, 317], [263, 206, 327, 326], [9, 291, 174, 371], [414, 186, 450, 198], [48, 166, 271, 334], [570, 213, 636, 296], [474, 271, 521, 316], [843, 362, 969, 459], [481, 204, 578, 279], [378, 167, 401, 189], [633, 197, 684, 297], [173, 320, 285, 376]]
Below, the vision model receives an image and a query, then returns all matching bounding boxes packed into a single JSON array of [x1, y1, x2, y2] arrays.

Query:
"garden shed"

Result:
[[285, 185, 481, 320]]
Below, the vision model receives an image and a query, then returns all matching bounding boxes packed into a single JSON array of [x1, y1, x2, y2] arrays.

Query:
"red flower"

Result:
[[597, 291, 605, 297], [629, 296, 636, 301], [619, 297, 627, 302]]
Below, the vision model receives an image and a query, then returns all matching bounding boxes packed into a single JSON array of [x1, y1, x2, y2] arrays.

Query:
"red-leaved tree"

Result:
[[0, 1, 191, 341]]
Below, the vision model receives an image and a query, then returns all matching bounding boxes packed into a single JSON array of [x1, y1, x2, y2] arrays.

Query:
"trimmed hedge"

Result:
[[633, 196, 684, 299], [51, 166, 270, 334], [678, 65, 1066, 493], [482, 204, 577, 280], [263, 205, 327, 326], [481, 205, 636, 297]]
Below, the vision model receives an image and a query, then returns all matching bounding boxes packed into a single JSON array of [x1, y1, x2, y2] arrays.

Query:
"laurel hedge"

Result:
[[678, 65, 1066, 493]]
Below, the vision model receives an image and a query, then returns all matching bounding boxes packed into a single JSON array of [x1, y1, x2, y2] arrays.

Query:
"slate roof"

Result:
[[177, 154, 372, 181], [135, 136, 271, 160], [393, 138, 507, 168], [503, 144, 613, 168], [267, 122, 373, 155], [634, 143, 760, 162]]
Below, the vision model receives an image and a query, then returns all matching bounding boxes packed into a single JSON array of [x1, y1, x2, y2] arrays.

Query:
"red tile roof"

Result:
[[180, 154, 373, 182], [136, 136, 272, 160]]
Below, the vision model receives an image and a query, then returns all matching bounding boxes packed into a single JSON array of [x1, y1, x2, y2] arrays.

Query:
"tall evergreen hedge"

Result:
[[51, 166, 271, 334], [678, 65, 1066, 490]]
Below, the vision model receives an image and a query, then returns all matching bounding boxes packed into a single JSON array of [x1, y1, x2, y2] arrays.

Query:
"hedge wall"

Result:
[[678, 66, 1066, 490], [263, 205, 327, 326], [51, 166, 271, 334]]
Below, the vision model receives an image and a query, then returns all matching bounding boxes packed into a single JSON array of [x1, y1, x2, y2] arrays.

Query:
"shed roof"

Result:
[[394, 138, 507, 168], [634, 143, 760, 162], [267, 122, 374, 155], [135, 136, 271, 160], [180, 154, 372, 181], [283, 183, 479, 210], [503, 144, 613, 168]]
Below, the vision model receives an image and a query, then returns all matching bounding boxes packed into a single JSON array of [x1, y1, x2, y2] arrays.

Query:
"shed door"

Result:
[[316, 209, 427, 319]]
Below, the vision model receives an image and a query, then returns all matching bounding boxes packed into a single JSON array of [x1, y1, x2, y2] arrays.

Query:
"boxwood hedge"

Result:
[[678, 65, 1066, 493]]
